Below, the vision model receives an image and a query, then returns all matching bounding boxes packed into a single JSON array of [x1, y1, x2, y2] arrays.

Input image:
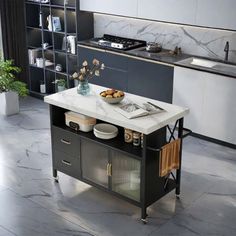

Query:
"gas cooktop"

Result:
[[93, 34, 146, 51]]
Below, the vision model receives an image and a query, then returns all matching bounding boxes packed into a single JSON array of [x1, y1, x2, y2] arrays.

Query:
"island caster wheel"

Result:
[[141, 218, 148, 224], [54, 176, 59, 183]]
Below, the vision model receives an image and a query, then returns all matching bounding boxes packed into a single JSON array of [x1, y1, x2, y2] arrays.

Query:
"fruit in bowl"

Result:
[[100, 89, 125, 104]]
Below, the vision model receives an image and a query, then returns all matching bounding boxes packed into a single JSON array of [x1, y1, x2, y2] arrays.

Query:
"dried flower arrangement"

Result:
[[72, 59, 105, 81]]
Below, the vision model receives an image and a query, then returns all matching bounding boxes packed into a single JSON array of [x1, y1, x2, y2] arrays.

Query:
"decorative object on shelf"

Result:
[[47, 15, 61, 32], [39, 11, 42, 27], [140, 133, 144, 148], [133, 132, 141, 147], [40, 81, 46, 94], [52, 16, 61, 32], [100, 89, 125, 104], [93, 123, 118, 140], [65, 111, 97, 132], [47, 15, 52, 31], [36, 58, 44, 68], [45, 60, 53, 67], [53, 79, 66, 92], [0, 59, 28, 115], [124, 128, 133, 143], [67, 36, 76, 54], [42, 42, 49, 50], [72, 59, 105, 95], [28, 49, 40, 65], [41, 0, 50, 3], [55, 64, 62, 72]]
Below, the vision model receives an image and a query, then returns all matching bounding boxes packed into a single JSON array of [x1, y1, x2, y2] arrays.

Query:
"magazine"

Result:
[[115, 102, 165, 119]]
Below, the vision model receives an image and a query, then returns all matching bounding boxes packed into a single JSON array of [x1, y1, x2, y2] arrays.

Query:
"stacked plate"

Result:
[[93, 123, 118, 140]]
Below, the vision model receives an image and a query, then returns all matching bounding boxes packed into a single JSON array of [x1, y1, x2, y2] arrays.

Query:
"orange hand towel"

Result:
[[159, 139, 181, 177]]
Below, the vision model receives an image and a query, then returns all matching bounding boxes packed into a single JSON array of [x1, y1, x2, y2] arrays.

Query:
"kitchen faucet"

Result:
[[224, 41, 229, 62]]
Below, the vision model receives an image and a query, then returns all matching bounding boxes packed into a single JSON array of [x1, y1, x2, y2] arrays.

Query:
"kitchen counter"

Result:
[[78, 40, 190, 65], [78, 40, 236, 79]]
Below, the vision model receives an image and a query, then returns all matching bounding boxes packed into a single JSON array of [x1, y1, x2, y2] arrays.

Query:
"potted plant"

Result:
[[0, 59, 28, 116], [72, 59, 105, 95], [53, 79, 67, 92]]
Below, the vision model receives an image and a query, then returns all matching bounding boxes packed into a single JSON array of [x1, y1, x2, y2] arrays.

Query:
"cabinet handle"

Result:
[[62, 160, 72, 166], [106, 163, 110, 176], [60, 139, 71, 145], [109, 164, 112, 176], [106, 164, 112, 176]]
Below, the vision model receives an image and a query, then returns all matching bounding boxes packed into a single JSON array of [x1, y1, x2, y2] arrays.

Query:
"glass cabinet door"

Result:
[[111, 151, 141, 202], [81, 140, 109, 188]]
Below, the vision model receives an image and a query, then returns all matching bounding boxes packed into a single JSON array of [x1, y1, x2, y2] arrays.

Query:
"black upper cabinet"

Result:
[[128, 59, 174, 103]]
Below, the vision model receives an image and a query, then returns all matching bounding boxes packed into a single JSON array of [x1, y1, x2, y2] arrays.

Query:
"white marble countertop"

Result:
[[44, 84, 189, 135]]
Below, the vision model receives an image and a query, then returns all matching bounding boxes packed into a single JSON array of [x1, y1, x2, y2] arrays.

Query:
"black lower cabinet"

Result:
[[128, 58, 174, 103]]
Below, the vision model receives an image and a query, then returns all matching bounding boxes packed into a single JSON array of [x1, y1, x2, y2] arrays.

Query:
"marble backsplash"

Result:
[[94, 14, 236, 63]]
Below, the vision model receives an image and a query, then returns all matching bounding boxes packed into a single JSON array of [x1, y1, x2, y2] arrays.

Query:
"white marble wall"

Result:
[[94, 14, 236, 62]]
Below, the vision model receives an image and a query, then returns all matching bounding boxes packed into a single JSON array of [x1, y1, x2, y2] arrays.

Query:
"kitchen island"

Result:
[[44, 84, 189, 223]]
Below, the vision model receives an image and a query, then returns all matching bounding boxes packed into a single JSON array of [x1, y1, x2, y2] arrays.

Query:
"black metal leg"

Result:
[[53, 169, 58, 182], [141, 207, 148, 224], [176, 118, 184, 196]]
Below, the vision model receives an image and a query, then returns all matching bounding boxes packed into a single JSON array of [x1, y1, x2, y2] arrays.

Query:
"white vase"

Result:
[[0, 91, 19, 116]]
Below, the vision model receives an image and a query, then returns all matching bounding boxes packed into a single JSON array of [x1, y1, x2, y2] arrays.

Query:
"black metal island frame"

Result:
[[44, 84, 189, 223]]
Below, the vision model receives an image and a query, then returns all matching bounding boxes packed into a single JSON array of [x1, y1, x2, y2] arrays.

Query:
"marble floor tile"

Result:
[[0, 96, 235, 236], [0, 226, 16, 236], [0, 189, 94, 236]]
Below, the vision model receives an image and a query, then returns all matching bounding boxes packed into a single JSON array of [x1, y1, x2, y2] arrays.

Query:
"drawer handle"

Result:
[[62, 160, 72, 166], [60, 139, 71, 145]]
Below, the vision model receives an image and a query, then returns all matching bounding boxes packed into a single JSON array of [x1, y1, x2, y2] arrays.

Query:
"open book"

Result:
[[115, 102, 165, 119]]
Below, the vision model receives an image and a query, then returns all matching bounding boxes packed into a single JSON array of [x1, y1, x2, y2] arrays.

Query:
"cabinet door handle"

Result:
[[107, 164, 112, 176], [60, 139, 71, 145], [109, 164, 112, 176], [62, 160, 72, 166], [106, 163, 110, 176]]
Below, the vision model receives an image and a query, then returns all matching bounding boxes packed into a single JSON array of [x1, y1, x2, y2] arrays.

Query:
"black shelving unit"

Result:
[[24, 0, 94, 99]]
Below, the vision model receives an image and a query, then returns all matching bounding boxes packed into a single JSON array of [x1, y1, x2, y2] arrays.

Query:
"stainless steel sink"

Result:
[[190, 58, 218, 68], [178, 57, 236, 76]]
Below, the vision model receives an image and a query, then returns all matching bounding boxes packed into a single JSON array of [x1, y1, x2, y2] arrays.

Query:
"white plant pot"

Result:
[[0, 91, 19, 116], [57, 85, 66, 92]]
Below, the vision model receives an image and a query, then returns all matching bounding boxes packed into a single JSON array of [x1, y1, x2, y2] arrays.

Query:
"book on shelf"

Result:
[[114, 102, 165, 119]]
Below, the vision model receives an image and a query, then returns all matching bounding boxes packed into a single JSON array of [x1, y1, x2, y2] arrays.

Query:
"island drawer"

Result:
[[53, 150, 81, 179], [52, 126, 80, 158]]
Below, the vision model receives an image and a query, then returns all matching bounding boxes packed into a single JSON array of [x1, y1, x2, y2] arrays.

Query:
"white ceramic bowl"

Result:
[[93, 123, 118, 139]]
